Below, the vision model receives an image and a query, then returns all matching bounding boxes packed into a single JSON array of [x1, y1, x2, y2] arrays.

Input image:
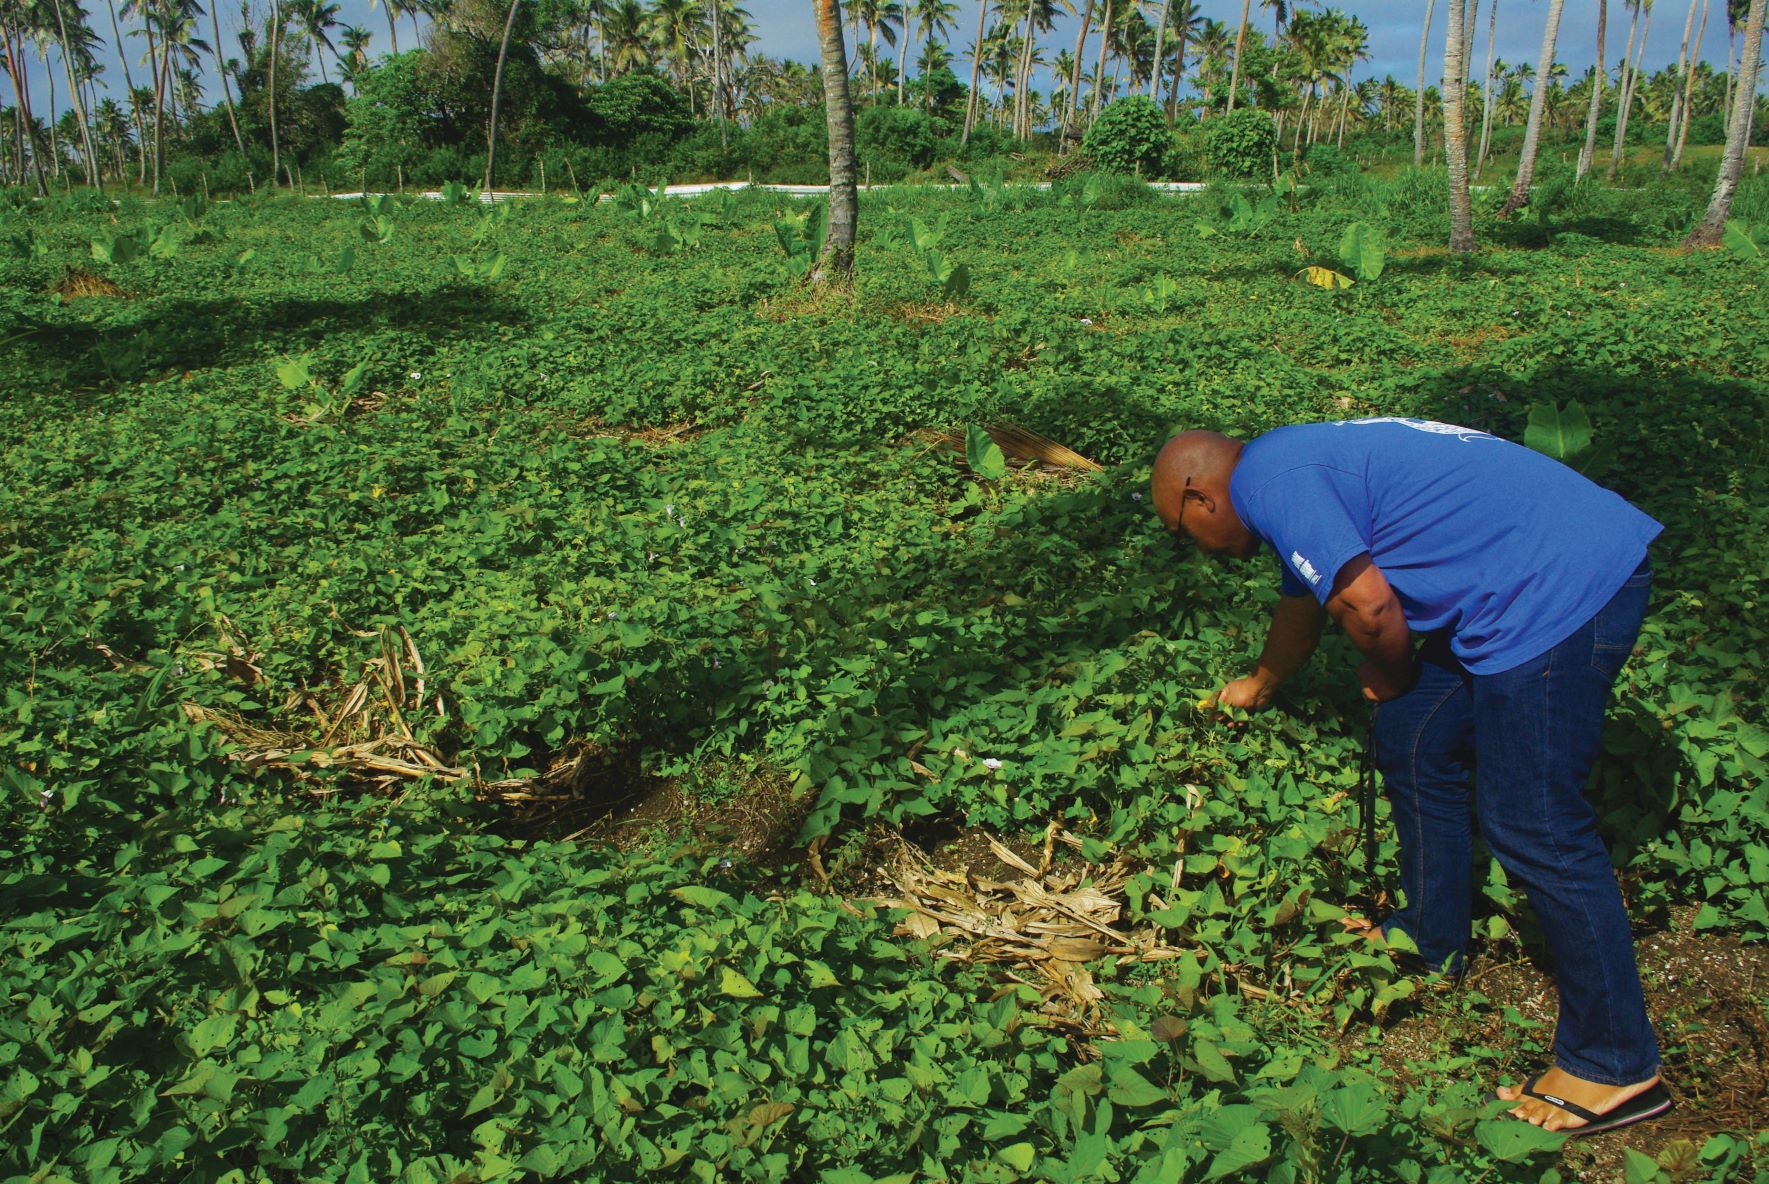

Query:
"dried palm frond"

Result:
[[914, 424, 1104, 473], [868, 824, 1185, 1036]]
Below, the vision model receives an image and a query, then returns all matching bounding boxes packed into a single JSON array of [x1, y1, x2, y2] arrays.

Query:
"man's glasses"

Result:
[[1170, 475, 1194, 553]]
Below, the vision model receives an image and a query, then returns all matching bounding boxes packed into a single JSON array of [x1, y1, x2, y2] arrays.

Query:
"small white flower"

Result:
[[607, 610, 618, 619], [174, 563, 185, 571], [665, 504, 676, 517], [38, 789, 53, 807], [712, 658, 720, 668], [1079, 317, 1094, 325], [647, 551, 658, 561], [982, 757, 1003, 770], [409, 371, 422, 380], [808, 578, 817, 587], [539, 372, 549, 381], [1131, 492, 1143, 501]]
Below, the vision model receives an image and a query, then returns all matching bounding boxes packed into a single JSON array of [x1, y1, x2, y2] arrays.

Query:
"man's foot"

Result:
[[1495, 1068, 1668, 1133]]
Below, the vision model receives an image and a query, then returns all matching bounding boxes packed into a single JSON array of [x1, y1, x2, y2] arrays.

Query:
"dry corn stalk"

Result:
[[869, 824, 1185, 1035]]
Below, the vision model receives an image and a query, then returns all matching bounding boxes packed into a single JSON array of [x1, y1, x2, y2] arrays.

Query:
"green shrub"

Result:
[[1202, 108, 1277, 179], [1082, 95, 1174, 177], [1302, 142, 1356, 178], [857, 106, 939, 179]]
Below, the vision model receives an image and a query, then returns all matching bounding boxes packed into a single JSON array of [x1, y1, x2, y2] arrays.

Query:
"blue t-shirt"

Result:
[[1228, 418, 1663, 674]]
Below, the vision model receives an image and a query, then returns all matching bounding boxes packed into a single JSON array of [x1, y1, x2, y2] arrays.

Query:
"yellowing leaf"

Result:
[[720, 968, 762, 998]]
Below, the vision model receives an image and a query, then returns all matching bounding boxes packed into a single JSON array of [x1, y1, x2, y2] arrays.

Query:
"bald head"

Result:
[[1150, 431, 1260, 559]]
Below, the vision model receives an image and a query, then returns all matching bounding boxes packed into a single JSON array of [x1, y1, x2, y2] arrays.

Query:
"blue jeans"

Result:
[[1371, 558, 1659, 1085]]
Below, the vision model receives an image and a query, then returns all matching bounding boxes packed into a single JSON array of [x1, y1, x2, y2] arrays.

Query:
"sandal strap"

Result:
[[1520, 1078, 1604, 1126]]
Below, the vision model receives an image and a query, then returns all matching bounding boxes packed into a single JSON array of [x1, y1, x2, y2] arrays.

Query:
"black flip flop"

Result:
[[1490, 1075, 1675, 1138]]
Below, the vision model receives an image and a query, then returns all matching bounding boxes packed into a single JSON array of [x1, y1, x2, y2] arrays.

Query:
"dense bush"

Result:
[[1302, 142, 1356, 177], [856, 106, 939, 180], [1202, 108, 1278, 178], [1082, 95, 1174, 176]]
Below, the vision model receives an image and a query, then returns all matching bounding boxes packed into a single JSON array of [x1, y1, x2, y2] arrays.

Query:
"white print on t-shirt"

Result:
[[1291, 551, 1323, 586], [1336, 417, 1497, 442]]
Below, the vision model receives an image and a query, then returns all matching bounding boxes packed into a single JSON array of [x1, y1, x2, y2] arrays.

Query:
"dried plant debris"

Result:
[[869, 824, 1185, 1034], [182, 623, 582, 805]]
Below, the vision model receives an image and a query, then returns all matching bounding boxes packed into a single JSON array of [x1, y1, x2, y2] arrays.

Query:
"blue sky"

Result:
[[15, 0, 1760, 121]]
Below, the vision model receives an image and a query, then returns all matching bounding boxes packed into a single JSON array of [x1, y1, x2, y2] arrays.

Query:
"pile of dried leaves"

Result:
[[868, 825, 1186, 1036]]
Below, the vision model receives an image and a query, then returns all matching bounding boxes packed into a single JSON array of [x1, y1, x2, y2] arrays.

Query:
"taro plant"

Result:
[[437, 179, 473, 206], [1337, 221, 1387, 282], [1723, 220, 1767, 262], [276, 353, 371, 423], [773, 199, 829, 281], [965, 425, 1007, 479], [1196, 192, 1278, 239], [451, 252, 510, 282]]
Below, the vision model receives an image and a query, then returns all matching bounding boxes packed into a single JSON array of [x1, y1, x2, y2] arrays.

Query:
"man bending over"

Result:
[[1151, 417, 1670, 1136]]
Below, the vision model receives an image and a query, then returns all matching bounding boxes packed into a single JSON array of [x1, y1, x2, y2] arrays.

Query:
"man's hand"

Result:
[[1213, 675, 1276, 711], [1356, 659, 1415, 703]]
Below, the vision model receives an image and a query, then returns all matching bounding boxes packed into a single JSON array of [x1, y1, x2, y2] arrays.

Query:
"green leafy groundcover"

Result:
[[2, 176, 1767, 1181]]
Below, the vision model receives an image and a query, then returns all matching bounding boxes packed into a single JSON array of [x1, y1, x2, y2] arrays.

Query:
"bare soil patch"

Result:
[[1352, 911, 1769, 1181]]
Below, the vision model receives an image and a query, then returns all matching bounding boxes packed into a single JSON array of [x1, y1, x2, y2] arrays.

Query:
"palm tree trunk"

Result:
[[899, 14, 912, 106], [483, 0, 521, 190], [1227, 0, 1250, 111], [269, 0, 282, 186], [148, 16, 165, 193], [1165, 24, 1187, 120], [210, 0, 253, 188], [1672, 0, 1708, 167], [1474, 0, 1497, 175], [1722, 22, 1735, 135], [1500, 0, 1563, 215], [1686, 0, 1764, 244], [1606, 1, 1640, 177], [1445, 0, 1475, 249], [1063, 0, 1092, 138], [812, 0, 858, 283], [1014, 3, 1034, 136], [385, 3, 399, 52], [102, 0, 147, 180], [1160, 25, 1188, 120], [50, 0, 102, 189], [1663, 0, 1699, 169], [961, 0, 989, 144], [1414, 0, 1436, 165], [1089, 0, 1114, 121], [1610, 0, 1652, 177], [1150, 0, 1172, 101], [1578, 0, 1606, 177], [2, 25, 49, 194]]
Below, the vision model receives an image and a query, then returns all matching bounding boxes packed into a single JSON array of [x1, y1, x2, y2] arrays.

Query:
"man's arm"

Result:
[[1323, 554, 1414, 702], [1215, 593, 1327, 710]]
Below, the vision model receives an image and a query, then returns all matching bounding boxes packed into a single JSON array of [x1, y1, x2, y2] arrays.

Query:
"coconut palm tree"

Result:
[[1500, 0, 1563, 215], [1662, 0, 1700, 168], [1414, 0, 1435, 163], [903, 0, 955, 108], [601, 0, 647, 72], [1444, 0, 1474, 248], [1686, 0, 1763, 244], [1226, 0, 1250, 109], [813, 0, 857, 283], [1577, 0, 1605, 177], [46, 0, 101, 186], [1609, 0, 1652, 177], [1669, 0, 1711, 167], [1473, 0, 1498, 174], [295, 0, 337, 82], [368, 0, 396, 51], [337, 21, 367, 76], [1088, 0, 1114, 119], [484, 0, 521, 189], [961, 0, 988, 142]]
